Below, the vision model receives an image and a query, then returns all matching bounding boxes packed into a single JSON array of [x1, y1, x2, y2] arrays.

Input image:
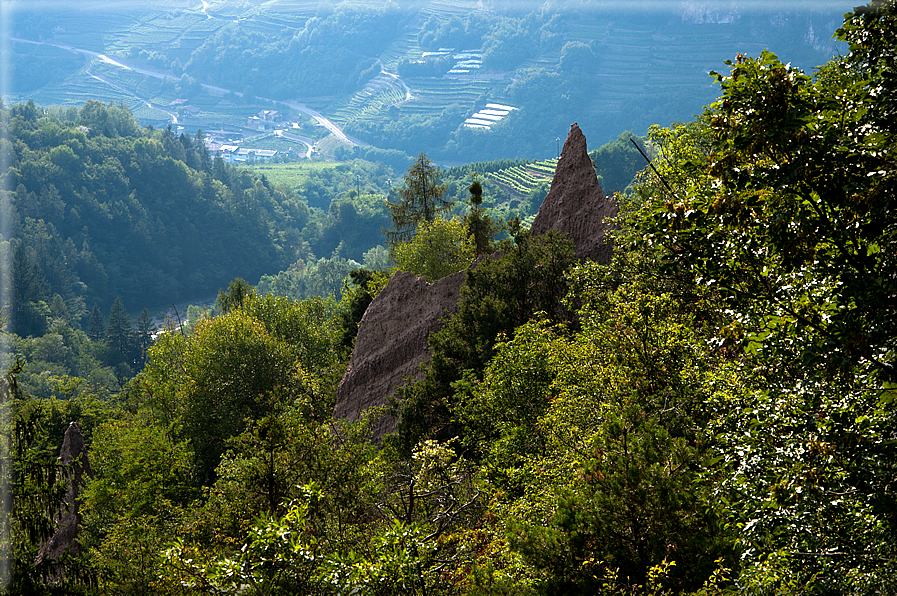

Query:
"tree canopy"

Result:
[[385, 152, 453, 247], [3, 4, 895, 594]]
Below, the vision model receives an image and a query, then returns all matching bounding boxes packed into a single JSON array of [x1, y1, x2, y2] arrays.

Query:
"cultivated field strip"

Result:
[[400, 78, 492, 116], [332, 77, 408, 124], [378, 32, 423, 72], [421, 0, 484, 17], [582, 22, 746, 115], [34, 75, 137, 107], [486, 159, 557, 196]]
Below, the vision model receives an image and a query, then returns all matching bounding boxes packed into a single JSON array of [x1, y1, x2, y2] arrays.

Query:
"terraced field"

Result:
[[574, 19, 769, 118], [26, 74, 139, 109], [5, 1, 844, 165], [399, 78, 493, 117], [332, 76, 408, 125], [379, 32, 422, 71], [261, 0, 321, 23], [486, 159, 557, 196], [421, 0, 484, 17], [104, 10, 224, 58]]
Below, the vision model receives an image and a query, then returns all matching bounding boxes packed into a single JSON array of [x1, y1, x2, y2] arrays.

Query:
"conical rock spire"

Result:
[[530, 122, 618, 261]]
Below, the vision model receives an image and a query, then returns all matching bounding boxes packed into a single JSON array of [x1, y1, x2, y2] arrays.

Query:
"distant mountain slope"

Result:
[[4, 1, 848, 162]]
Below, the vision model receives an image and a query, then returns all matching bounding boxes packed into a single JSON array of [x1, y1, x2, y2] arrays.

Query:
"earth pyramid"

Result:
[[530, 122, 618, 261], [334, 123, 618, 443], [35, 421, 93, 572]]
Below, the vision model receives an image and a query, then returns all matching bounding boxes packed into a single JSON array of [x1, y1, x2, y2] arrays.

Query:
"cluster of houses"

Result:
[[247, 110, 283, 131], [168, 107, 290, 162]]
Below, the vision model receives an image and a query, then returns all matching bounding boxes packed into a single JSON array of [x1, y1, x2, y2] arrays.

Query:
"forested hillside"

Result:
[[0, 96, 645, 403], [2, 3, 895, 595], [4, 0, 846, 163], [1, 99, 310, 319]]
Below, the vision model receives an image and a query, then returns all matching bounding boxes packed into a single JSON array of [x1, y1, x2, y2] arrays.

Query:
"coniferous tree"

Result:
[[87, 303, 106, 342], [106, 297, 133, 358], [464, 177, 502, 256], [49, 294, 69, 325], [10, 241, 48, 337], [385, 152, 452, 248], [136, 308, 156, 362]]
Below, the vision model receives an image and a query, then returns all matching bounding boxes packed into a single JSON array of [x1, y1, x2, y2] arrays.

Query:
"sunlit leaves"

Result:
[[392, 216, 476, 282], [142, 292, 343, 482]]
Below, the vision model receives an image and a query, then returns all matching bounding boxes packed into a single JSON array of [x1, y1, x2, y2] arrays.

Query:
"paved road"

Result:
[[275, 130, 315, 158], [378, 60, 414, 102], [274, 99, 367, 147], [9, 35, 363, 146]]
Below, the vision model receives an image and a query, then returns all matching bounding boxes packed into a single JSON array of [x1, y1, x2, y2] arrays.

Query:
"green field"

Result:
[[241, 161, 348, 192]]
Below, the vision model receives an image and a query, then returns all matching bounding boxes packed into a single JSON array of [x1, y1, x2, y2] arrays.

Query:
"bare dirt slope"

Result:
[[333, 270, 466, 441], [334, 123, 618, 444], [531, 122, 618, 262]]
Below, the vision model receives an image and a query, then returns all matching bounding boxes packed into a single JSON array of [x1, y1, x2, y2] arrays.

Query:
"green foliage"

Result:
[[143, 291, 343, 482], [385, 153, 453, 247], [453, 249, 740, 593], [184, 6, 406, 100], [618, 4, 897, 590], [104, 297, 133, 361], [164, 436, 479, 596], [335, 268, 391, 350], [165, 487, 326, 595], [7, 7, 893, 595], [258, 256, 362, 303], [635, 46, 895, 381], [464, 178, 503, 256], [589, 131, 654, 195], [216, 277, 255, 314], [0, 101, 311, 311], [392, 216, 475, 282], [0, 354, 121, 592], [395, 231, 576, 452], [81, 415, 194, 593], [453, 320, 563, 489], [0, 372, 68, 591], [178, 314, 307, 476], [86, 304, 104, 343], [161, 412, 379, 595]]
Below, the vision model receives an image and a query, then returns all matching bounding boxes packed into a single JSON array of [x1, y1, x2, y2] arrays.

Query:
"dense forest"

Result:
[[1, 99, 310, 313], [2, 2, 895, 595]]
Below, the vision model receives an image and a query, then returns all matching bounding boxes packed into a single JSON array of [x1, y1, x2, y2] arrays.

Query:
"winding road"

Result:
[[378, 60, 414, 102], [275, 130, 315, 158], [9, 35, 364, 147]]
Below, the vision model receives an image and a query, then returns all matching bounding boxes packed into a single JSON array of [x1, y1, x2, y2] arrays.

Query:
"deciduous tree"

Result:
[[392, 216, 475, 282]]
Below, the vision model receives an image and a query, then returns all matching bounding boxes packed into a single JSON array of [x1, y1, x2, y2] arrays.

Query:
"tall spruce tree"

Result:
[[385, 152, 452, 248], [10, 241, 48, 337], [464, 177, 502, 256], [87, 303, 105, 342], [106, 297, 133, 358]]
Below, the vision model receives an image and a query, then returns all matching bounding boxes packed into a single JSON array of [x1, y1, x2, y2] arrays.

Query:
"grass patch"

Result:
[[241, 161, 346, 192]]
